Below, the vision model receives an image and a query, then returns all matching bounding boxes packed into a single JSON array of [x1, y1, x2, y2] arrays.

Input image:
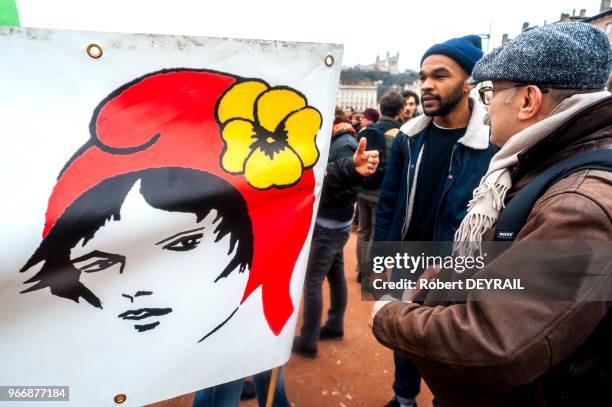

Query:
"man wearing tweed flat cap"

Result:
[[372, 22, 612, 406]]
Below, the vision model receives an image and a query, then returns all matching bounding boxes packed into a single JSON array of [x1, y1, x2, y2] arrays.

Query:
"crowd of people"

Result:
[[195, 21, 612, 407]]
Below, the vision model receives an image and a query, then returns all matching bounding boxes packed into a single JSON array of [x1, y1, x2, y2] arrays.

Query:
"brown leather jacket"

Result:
[[373, 96, 612, 406]]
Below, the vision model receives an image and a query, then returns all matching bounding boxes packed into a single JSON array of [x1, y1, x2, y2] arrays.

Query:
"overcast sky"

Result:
[[18, 0, 603, 71]]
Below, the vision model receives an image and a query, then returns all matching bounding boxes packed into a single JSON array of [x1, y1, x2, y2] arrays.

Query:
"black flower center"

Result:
[[251, 123, 289, 159]]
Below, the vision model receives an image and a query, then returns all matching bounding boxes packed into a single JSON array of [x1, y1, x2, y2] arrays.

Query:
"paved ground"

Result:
[[149, 230, 433, 407]]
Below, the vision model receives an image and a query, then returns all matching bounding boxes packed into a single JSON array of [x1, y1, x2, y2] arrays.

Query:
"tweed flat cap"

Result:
[[470, 22, 612, 89]]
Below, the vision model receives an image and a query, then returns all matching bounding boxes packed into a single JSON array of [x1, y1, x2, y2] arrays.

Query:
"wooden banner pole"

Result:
[[265, 367, 280, 407]]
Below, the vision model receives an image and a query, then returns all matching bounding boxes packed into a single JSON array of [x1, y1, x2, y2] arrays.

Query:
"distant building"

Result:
[[584, 0, 612, 42], [356, 52, 400, 74], [558, 8, 589, 23], [501, 1, 612, 44], [402, 81, 420, 94], [337, 84, 378, 112]]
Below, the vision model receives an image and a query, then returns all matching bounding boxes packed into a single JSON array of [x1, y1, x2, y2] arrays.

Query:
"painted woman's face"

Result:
[[69, 181, 249, 342]]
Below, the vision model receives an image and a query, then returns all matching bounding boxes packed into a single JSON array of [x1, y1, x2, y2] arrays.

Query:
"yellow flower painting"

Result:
[[216, 80, 322, 189]]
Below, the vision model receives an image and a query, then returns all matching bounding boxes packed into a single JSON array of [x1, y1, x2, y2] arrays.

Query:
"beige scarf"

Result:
[[454, 91, 610, 257]]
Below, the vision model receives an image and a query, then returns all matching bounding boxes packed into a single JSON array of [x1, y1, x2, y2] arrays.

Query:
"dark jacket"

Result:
[[374, 97, 497, 241], [373, 94, 612, 406], [358, 115, 402, 202], [317, 130, 363, 222]]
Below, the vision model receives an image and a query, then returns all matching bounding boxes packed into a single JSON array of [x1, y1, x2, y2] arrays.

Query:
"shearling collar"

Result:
[[398, 96, 490, 150]]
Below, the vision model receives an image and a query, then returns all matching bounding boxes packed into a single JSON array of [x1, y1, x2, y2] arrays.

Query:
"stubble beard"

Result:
[[423, 83, 465, 117]]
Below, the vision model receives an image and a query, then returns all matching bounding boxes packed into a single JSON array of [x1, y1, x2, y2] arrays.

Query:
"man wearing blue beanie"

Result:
[[373, 35, 496, 407], [421, 35, 484, 79]]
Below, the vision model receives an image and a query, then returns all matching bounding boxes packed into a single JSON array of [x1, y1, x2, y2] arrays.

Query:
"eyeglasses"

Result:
[[478, 83, 549, 106]]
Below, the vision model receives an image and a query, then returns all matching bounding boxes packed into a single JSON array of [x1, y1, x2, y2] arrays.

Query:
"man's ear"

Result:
[[464, 79, 474, 93], [517, 85, 544, 121]]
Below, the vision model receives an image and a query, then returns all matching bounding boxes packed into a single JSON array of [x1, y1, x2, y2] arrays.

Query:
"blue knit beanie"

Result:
[[421, 35, 484, 74]]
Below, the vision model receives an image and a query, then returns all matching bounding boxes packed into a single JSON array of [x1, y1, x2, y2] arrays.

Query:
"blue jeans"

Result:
[[298, 224, 351, 349], [193, 368, 290, 407], [357, 199, 377, 274], [393, 352, 421, 401]]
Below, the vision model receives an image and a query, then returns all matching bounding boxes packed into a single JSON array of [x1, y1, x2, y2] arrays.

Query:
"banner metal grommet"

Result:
[[87, 43, 103, 59]]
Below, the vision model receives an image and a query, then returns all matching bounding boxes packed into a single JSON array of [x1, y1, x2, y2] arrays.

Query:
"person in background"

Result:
[[193, 369, 290, 407], [349, 110, 363, 228], [293, 107, 380, 356], [344, 106, 355, 122], [359, 107, 380, 132], [351, 112, 363, 133], [355, 92, 405, 283], [400, 90, 420, 123], [373, 35, 495, 407]]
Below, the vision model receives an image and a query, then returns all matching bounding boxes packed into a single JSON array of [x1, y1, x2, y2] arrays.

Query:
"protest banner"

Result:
[[0, 26, 342, 405]]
